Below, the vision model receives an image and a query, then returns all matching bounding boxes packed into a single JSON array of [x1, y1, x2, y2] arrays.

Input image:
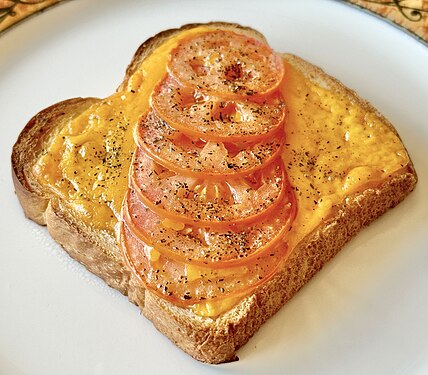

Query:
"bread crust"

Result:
[[11, 23, 417, 363]]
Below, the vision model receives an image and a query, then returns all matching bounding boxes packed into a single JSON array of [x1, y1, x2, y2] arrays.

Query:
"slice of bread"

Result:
[[11, 22, 417, 363]]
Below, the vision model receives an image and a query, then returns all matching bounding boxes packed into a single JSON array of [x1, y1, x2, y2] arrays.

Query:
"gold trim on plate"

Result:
[[344, 0, 428, 44], [0, 0, 427, 45], [0, 0, 61, 34]]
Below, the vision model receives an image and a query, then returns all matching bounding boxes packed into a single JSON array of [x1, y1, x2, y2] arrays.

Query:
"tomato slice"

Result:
[[131, 147, 285, 228], [136, 111, 283, 178], [168, 30, 284, 100], [123, 185, 295, 267], [120, 221, 289, 306], [151, 76, 286, 142]]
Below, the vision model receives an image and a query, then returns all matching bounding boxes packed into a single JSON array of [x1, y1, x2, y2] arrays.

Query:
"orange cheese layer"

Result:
[[31, 27, 409, 317], [280, 63, 409, 250], [32, 26, 213, 231]]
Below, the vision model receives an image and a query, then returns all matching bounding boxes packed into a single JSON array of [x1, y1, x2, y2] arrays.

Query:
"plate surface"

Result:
[[1, 1, 427, 374]]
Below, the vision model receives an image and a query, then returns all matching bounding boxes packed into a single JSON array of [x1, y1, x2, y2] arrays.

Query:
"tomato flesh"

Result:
[[121, 221, 288, 306], [168, 30, 284, 99], [119, 29, 295, 308], [151, 76, 286, 142], [131, 147, 285, 227], [123, 186, 295, 266], [136, 111, 283, 178]]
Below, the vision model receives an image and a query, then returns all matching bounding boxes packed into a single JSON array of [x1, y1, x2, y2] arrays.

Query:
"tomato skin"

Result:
[[168, 30, 285, 100], [123, 184, 296, 267], [131, 147, 286, 228], [135, 111, 284, 179], [151, 76, 287, 143]]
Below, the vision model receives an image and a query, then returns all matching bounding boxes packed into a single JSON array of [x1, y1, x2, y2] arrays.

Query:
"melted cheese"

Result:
[[32, 26, 211, 231], [32, 28, 409, 317], [279, 63, 408, 248]]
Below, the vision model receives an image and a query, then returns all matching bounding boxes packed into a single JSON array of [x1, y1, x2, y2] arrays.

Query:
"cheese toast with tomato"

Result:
[[11, 22, 417, 363]]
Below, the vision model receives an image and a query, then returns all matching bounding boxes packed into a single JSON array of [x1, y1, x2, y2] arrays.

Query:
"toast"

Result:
[[11, 22, 417, 363]]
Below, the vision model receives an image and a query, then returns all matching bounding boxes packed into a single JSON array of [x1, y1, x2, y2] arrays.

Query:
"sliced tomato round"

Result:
[[131, 147, 285, 228], [136, 111, 283, 179], [123, 185, 295, 267], [151, 76, 286, 142], [168, 30, 284, 99], [120, 221, 289, 306]]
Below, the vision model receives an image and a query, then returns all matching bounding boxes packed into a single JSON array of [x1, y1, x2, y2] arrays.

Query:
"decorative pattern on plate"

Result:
[[344, 0, 428, 44], [0, 0, 427, 44], [0, 0, 60, 34]]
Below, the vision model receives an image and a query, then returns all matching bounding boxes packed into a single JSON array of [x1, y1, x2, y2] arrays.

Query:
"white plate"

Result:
[[1, 1, 427, 374]]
